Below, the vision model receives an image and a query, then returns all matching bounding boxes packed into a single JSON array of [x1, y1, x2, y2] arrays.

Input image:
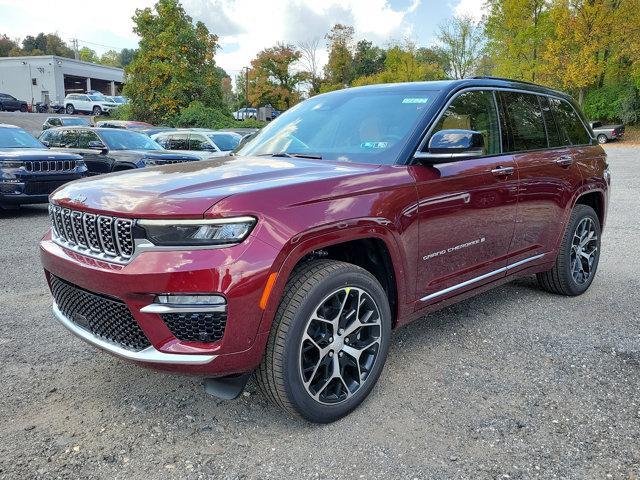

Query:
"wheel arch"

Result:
[[257, 223, 408, 336], [573, 189, 606, 229]]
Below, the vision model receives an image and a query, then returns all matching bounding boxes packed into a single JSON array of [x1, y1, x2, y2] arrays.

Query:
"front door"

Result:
[[413, 90, 519, 304], [74, 129, 113, 174]]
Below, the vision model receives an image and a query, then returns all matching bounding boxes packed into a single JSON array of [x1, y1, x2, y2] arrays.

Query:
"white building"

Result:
[[0, 55, 124, 106]]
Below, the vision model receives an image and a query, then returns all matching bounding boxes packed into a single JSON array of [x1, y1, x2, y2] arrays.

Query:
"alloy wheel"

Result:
[[299, 287, 382, 405], [570, 217, 598, 285]]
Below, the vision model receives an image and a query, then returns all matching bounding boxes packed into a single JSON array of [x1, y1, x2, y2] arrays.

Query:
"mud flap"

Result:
[[204, 374, 251, 400]]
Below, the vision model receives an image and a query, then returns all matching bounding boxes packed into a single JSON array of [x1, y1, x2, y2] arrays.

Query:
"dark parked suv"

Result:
[[0, 93, 28, 112], [40, 78, 609, 422], [0, 124, 85, 209], [39, 126, 200, 175]]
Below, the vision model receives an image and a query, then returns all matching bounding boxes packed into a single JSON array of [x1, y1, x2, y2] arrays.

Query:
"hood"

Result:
[[0, 148, 82, 161], [51, 155, 379, 217]]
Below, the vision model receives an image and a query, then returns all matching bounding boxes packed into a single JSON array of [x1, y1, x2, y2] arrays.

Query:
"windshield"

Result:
[[208, 133, 241, 151], [62, 118, 89, 126], [0, 128, 44, 149], [238, 89, 438, 164], [89, 95, 107, 101], [99, 129, 163, 150]]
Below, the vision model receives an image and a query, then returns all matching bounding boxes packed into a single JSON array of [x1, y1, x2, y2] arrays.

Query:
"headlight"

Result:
[[0, 161, 24, 170], [138, 217, 256, 246], [141, 158, 158, 167]]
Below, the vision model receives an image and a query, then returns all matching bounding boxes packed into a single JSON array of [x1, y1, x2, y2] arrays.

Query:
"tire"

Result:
[[92, 106, 102, 116], [0, 103, 4, 111], [537, 204, 601, 296], [597, 134, 608, 144], [66, 104, 75, 115], [19, 104, 27, 112], [255, 259, 392, 423]]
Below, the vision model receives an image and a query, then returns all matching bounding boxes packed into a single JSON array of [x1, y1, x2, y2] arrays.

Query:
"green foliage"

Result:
[[107, 104, 133, 121], [584, 84, 640, 124], [8, 32, 75, 58], [436, 15, 484, 79], [79, 47, 99, 63], [123, 0, 224, 124], [169, 101, 266, 129], [0, 34, 18, 57], [323, 24, 355, 87], [353, 40, 386, 78]]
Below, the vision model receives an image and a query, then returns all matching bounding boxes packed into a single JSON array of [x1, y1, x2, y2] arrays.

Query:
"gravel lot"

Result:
[[0, 145, 638, 480]]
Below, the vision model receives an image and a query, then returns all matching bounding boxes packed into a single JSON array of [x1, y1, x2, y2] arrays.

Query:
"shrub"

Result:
[[108, 103, 132, 120], [169, 101, 268, 129]]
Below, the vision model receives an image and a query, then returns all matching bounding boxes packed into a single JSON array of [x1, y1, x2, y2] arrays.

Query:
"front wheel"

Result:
[[537, 204, 601, 296], [256, 260, 391, 423], [597, 134, 608, 144], [92, 106, 102, 116], [66, 104, 75, 114]]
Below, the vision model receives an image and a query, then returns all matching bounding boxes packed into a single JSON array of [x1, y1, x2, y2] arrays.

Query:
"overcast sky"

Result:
[[0, 0, 484, 77]]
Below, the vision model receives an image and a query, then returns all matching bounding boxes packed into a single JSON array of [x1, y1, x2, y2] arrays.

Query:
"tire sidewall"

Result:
[[597, 134, 607, 144], [66, 104, 74, 114], [562, 206, 601, 295], [282, 268, 391, 423], [92, 106, 101, 115]]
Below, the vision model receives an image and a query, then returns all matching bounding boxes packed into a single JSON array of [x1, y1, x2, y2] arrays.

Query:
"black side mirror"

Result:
[[88, 140, 107, 152], [41, 140, 50, 147], [415, 129, 485, 164]]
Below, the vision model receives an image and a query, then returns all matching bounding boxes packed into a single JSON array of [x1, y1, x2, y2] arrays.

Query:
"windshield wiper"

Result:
[[270, 152, 323, 160]]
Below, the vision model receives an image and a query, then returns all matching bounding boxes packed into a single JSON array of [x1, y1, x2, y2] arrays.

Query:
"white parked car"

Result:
[[64, 94, 119, 116], [232, 107, 257, 120], [152, 130, 242, 158]]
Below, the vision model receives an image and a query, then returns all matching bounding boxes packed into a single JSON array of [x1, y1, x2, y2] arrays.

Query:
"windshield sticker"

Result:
[[360, 141, 389, 149], [402, 97, 430, 104]]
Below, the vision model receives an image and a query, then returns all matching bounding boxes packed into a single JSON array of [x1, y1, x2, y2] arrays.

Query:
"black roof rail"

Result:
[[470, 76, 543, 88]]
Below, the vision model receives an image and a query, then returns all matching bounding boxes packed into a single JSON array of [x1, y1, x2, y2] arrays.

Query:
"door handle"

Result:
[[491, 166, 515, 176], [555, 155, 573, 167]]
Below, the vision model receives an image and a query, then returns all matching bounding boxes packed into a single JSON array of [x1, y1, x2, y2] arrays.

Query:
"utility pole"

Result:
[[72, 39, 79, 60], [243, 66, 249, 108]]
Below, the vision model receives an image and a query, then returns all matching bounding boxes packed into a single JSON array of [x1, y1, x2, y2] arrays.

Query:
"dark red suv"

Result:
[[40, 78, 609, 422]]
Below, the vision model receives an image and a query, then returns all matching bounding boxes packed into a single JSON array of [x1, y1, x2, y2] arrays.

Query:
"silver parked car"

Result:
[[151, 129, 242, 158]]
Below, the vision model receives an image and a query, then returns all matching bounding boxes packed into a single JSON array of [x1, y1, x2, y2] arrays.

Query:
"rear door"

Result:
[[499, 91, 584, 265], [413, 89, 519, 303], [167, 133, 189, 151]]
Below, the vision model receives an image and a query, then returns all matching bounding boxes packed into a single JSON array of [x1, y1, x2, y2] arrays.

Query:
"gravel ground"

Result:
[[0, 146, 638, 480]]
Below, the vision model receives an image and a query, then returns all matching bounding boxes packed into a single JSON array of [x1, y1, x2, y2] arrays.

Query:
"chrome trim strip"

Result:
[[140, 304, 227, 314], [138, 216, 255, 226], [52, 303, 217, 365], [420, 254, 545, 302]]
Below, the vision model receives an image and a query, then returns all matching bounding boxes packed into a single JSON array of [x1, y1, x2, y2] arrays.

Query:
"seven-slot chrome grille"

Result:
[[49, 205, 135, 263], [25, 160, 78, 172]]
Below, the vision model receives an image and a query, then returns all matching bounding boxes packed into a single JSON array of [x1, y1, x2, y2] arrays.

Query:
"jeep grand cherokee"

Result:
[[40, 77, 609, 423]]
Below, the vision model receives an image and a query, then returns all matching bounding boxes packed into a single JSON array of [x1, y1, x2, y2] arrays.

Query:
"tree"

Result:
[[352, 45, 444, 86], [416, 46, 449, 77], [79, 47, 99, 63], [484, 0, 550, 82], [100, 50, 121, 67], [21, 33, 74, 58], [0, 34, 18, 57], [123, 0, 224, 124], [323, 24, 355, 88], [248, 43, 307, 110], [353, 40, 386, 78], [436, 15, 484, 79], [118, 48, 137, 68], [298, 38, 322, 96]]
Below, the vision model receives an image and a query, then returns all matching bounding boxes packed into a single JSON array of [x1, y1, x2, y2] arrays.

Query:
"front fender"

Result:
[[255, 218, 410, 336]]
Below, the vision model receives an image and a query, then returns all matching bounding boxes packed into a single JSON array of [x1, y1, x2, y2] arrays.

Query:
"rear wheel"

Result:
[[66, 104, 75, 115], [256, 259, 391, 423], [597, 134, 608, 144], [537, 204, 601, 296]]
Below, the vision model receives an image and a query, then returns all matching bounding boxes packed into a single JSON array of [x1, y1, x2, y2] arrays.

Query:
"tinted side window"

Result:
[[189, 135, 211, 151], [77, 130, 101, 148], [549, 98, 591, 146], [42, 130, 63, 147], [168, 134, 189, 150], [432, 90, 500, 155], [538, 96, 568, 148], [501, 92, 547, 152], [59, 129, 79, 148]]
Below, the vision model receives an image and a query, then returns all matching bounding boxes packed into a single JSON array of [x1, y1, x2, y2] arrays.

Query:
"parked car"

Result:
[[233, 107, 257, 120], [151, 129, 242, 158], [0, 93, 28, 112], [63, 94, 118, 116], [589, 121, 625, 144], [95, 120, 154, 130], [39, 126, 200, 175], [0, 124, 86, 209], [40, 77, 609, 423], [42, 116, 92, 130]]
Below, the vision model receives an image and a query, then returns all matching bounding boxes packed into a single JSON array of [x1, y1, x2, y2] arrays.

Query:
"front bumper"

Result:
[[40, 231, 278, 375], [0, 172, 84, 205]]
